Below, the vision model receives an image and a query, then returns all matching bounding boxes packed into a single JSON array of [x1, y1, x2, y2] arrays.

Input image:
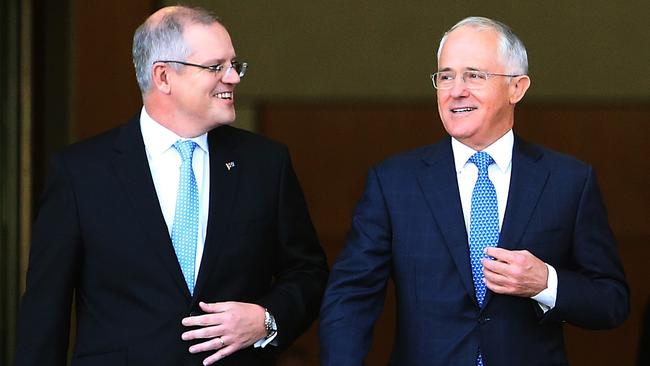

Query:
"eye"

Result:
[[206, 64, 223, 73], [466, 71, 487, 80], [437, 72, 455, 81]]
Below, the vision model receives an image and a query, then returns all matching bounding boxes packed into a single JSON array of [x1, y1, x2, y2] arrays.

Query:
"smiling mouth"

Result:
[[450, 107, 476, 113], [214, 92, 233, 100]]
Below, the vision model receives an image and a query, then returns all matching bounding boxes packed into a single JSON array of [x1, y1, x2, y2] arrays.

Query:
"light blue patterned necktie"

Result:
[[171, 140, 199, 295], [469, 151, 499, 306], [468, 151, 499, 366]]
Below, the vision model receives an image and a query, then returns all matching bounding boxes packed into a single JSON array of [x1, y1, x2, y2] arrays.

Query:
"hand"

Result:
[[181, 301, 266, 365], [482, 247, 548, 298]]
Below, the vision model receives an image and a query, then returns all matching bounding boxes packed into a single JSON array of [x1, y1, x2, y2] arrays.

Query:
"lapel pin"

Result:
[[225, 161, 236, 170]]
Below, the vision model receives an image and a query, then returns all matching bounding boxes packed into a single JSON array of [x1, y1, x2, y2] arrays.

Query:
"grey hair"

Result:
[[436, 16, 528, 75], [132, 6, 222, 95]]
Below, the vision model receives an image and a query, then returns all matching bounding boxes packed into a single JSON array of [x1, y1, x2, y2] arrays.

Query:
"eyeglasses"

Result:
[[431, 70, 522, 90], [155, 60, 248, 78]]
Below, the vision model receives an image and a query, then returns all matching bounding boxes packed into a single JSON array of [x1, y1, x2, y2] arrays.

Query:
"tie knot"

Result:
[[469, 151, 495, 173], [173, 140, 198, 161]]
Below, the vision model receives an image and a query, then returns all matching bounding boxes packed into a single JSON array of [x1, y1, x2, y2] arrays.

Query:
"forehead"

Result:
[[438, 26, 502, 71], [183, 22, 236, 61]]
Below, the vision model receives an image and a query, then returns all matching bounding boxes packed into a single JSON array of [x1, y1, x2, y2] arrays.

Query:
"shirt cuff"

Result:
[[531, 263, 558, 313], [253, 332, 278, 348]]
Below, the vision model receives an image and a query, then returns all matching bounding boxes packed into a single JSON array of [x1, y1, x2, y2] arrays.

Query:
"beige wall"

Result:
[[169, 0, 649, 101]]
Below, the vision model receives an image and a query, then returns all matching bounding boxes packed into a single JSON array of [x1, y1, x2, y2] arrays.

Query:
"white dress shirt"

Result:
[[451, 130, 557, 311], [140, 107, 210, 279], [139, 107, 276, 347]]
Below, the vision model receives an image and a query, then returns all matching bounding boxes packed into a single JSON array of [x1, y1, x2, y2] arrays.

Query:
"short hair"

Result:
[[132, 6, 222, 95], [436, 16, 528, 75]]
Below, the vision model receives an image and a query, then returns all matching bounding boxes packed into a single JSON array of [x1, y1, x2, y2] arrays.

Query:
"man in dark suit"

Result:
[[319, 16, 629, 365], [15, 5, 327, 366]]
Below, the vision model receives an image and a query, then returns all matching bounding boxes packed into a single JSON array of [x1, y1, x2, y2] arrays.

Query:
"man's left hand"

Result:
[[181, 301, 266, 365], [483, 247, 548, 298]]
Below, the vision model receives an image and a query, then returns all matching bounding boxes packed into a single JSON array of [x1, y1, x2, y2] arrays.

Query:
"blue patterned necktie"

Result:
[[468, 151, 498, 366], [468, 151, 499, 306], [171, 140, 199, 295]]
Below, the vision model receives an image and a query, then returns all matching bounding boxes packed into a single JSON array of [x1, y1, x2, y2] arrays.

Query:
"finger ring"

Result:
[[218, 337, 225, 348]]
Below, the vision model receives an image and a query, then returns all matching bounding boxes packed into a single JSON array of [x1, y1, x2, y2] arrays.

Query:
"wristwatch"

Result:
[[264, 308, 277, 338]]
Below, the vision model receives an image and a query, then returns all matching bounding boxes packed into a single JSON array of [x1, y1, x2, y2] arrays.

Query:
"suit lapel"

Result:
[[111, 117, 191, 299], [483, 136, 549, 306], [417, 138, 476, 303], [192, 126, 241, 301], [499, 137, 549, 250]]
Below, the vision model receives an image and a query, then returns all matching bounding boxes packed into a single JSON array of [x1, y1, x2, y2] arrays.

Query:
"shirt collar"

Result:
[[139, 106, 209, 157], [451, 130, 514, 173]]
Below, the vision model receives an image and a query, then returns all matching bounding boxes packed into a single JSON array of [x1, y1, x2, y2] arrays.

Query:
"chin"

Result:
[[213, 112, 237, 126], [443, 120, 469, 137]]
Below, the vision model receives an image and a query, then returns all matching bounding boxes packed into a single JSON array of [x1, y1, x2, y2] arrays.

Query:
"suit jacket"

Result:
[[319, 135, 629, 366], [16, 116, 328, 366]]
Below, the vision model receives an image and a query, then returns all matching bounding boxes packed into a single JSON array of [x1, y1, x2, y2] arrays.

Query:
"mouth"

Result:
[[214, 92, 233, 100], [450, 107, 477, 114]]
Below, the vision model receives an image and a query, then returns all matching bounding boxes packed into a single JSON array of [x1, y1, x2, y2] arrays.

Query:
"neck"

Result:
[[144, 99, 205, 138]]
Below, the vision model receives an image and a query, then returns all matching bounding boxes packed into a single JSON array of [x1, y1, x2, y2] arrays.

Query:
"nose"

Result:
[[449, 76, 469, 98], [222, 66, 241, 84]]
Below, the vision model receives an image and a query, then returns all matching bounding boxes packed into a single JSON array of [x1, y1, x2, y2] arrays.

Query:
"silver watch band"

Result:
[[264, 308, 277, 338]]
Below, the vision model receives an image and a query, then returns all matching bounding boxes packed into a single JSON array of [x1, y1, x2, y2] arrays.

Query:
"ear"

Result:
[[509, 75, 531, 104], [151, 63, 172, 94]]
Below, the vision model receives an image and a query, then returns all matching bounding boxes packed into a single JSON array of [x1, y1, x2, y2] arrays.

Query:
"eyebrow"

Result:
[[202, 57, 238, 65], [436, 66, 482, 72]]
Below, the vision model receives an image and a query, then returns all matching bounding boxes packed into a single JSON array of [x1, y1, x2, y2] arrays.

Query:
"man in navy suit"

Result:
[[319, 16, 629, 365], [15, 5, 327, 366]]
